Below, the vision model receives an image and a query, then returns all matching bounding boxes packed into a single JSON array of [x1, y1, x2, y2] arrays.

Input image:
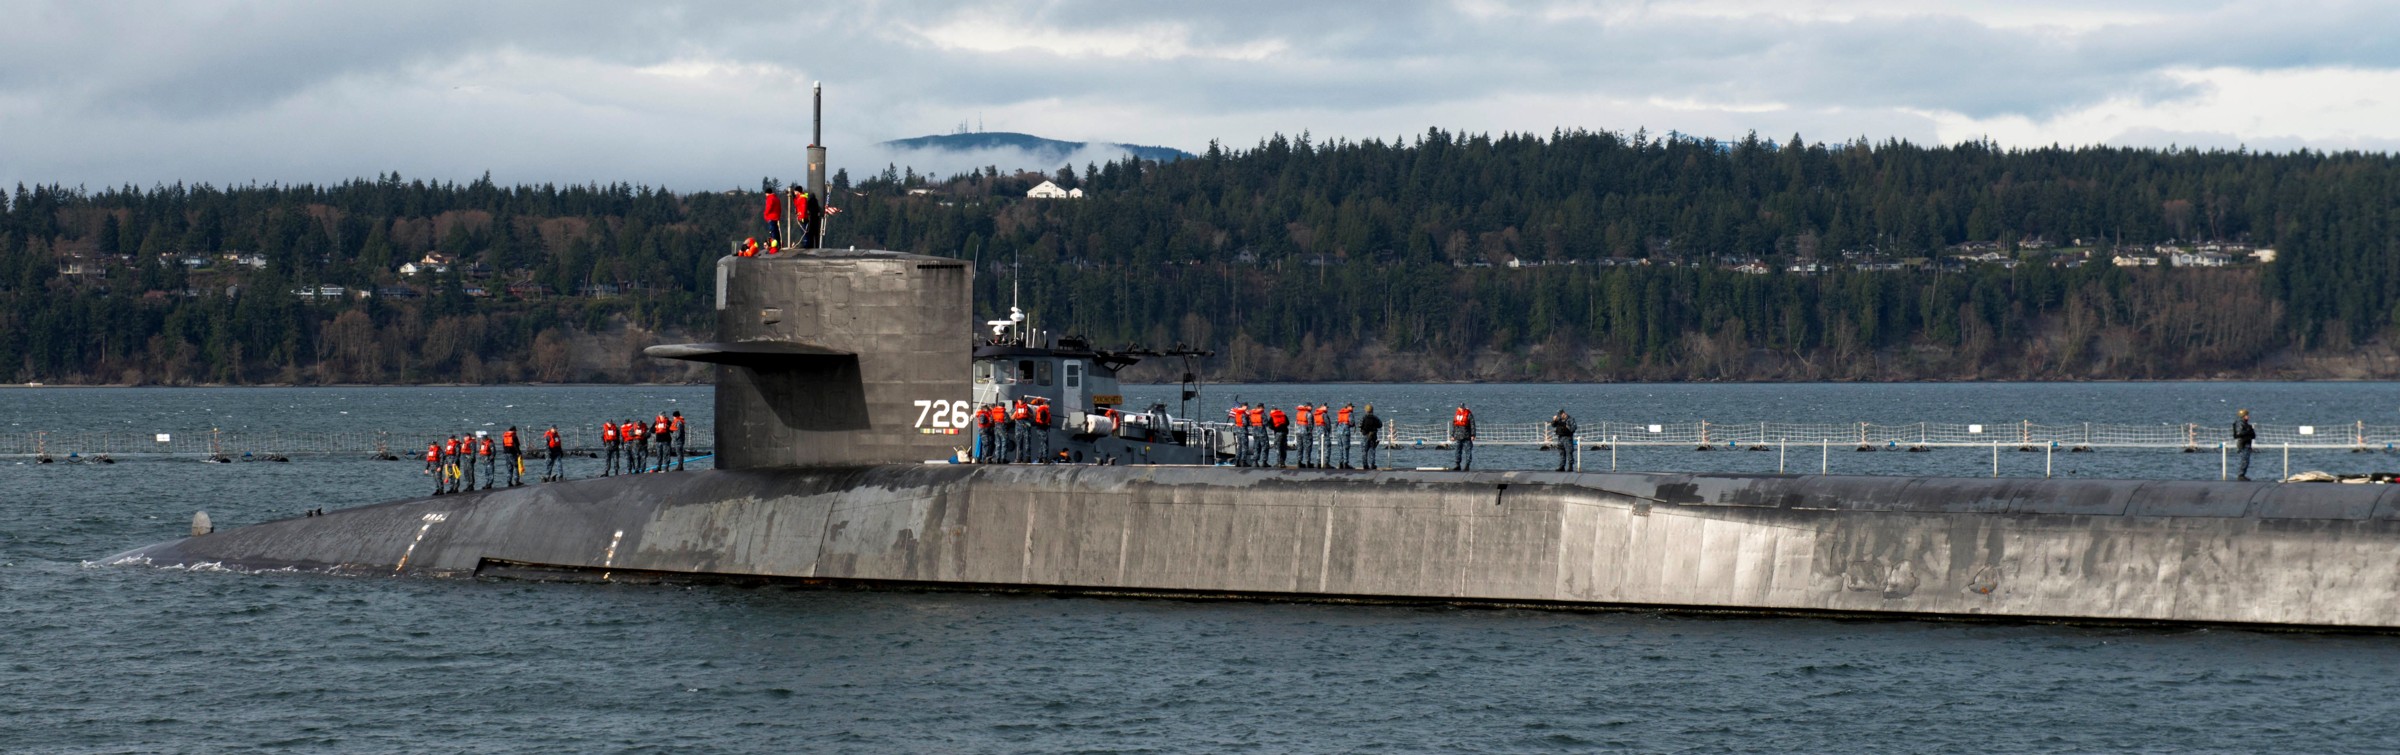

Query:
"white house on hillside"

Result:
[[2170, 250, 2233, 267], [1026, 180, 1084, 199]]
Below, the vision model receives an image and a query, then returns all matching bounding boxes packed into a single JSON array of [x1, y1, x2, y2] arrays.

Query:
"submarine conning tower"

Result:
[[647, 249, 973, 468]]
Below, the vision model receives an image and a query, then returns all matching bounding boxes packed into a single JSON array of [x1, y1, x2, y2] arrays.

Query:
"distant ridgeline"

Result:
[[1, 128, 2396, 385], [880, 132, 1195, 165]]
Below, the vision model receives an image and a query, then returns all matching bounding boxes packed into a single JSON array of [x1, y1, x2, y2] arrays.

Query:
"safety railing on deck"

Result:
[[0, 423, 713, 458], [1191, 420, 2400, 450], [13, 419, 2380, 459]]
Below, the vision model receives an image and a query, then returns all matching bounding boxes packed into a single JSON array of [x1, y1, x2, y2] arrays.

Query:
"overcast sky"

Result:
[[5, 0, 2398, 192]]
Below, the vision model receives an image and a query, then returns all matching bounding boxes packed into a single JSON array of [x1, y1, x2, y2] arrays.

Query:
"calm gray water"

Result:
[[10, 383, 2400, 752]]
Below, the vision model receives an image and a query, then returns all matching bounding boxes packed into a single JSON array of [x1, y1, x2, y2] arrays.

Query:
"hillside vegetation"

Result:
[[1, 129, 2394, 384]]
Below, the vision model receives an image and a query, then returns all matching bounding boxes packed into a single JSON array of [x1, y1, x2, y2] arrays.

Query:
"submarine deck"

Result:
[[106, 466, 2400, 630]]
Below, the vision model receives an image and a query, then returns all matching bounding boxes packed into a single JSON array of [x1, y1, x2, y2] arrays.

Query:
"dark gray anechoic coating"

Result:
[[713, 250, 973, 469], [105, 467, 2400, 629]]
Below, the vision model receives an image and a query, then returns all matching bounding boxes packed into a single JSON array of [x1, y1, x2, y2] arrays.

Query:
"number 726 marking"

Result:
[[913, 399, 974, 428]]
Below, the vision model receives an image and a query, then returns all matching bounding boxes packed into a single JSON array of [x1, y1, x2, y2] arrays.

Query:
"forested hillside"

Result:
[[1, 129, 2394, 384], [847, 130, 2398, 381]]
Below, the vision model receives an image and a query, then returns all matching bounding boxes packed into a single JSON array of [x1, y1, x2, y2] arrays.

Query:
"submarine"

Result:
[[106, 92, 2400, 632]]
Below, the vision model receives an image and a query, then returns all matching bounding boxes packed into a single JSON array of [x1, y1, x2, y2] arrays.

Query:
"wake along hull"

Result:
[[106, 466, 2400, 630]]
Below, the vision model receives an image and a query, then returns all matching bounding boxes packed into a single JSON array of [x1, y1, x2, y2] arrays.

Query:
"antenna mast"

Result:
[[806, 82, 827, 250], [985, 248, 1026, 345], [1011, 250, 1022, 344]]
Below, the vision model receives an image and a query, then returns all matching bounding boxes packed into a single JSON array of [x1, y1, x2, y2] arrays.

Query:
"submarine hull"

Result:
[[107, 466, 2400, 629]]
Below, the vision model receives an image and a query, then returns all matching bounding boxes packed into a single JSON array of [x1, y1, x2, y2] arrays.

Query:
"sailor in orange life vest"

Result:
[[455, 435, 472, 492], [626, 419, 647, 473], [1336, 402, 1356, 469], [971, 403, 992, 462], [994, 404, 1015, 463], [1268, 406, 1291, 467], [1033, 398, 1056, 463], [1229, 403, 1251, 467], [1257, 405, 1276, 469], [1450, 403, 1477, 471], [1313, 403, 1331, 468], [999, 403, 1017, 463], [761, 187, 782, 246], [601, 421, 621, 476], [442, 435, 463, 493], [465, 435, 482, 489], [501, 426, 523, 486], [643, 417, 658, 470], [449, 434, 472, 490], [650, 413, 671, 473], [738, 238, 759, 258], [542, 425, 564, 482], [1009, 399, 1032, 463], [792, 188, 812, 249], [475, 434, 495, 490], [670, 411, 688, 470], [424, 441, 444, 496]]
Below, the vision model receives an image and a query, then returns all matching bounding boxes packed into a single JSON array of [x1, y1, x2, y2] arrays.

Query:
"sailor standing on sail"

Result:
[[792, 188, 813, 249], [762, 185, 783, 246]]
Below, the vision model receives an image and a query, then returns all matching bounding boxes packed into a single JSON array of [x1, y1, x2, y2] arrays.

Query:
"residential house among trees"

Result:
[[1025, 180, 1084, 199]]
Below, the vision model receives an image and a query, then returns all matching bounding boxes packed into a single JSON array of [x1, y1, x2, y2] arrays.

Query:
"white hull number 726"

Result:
[[914, 399, 973, 429]]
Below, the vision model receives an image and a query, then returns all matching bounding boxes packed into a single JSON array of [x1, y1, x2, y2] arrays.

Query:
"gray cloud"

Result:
[[1, 0, 2395, 190]]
